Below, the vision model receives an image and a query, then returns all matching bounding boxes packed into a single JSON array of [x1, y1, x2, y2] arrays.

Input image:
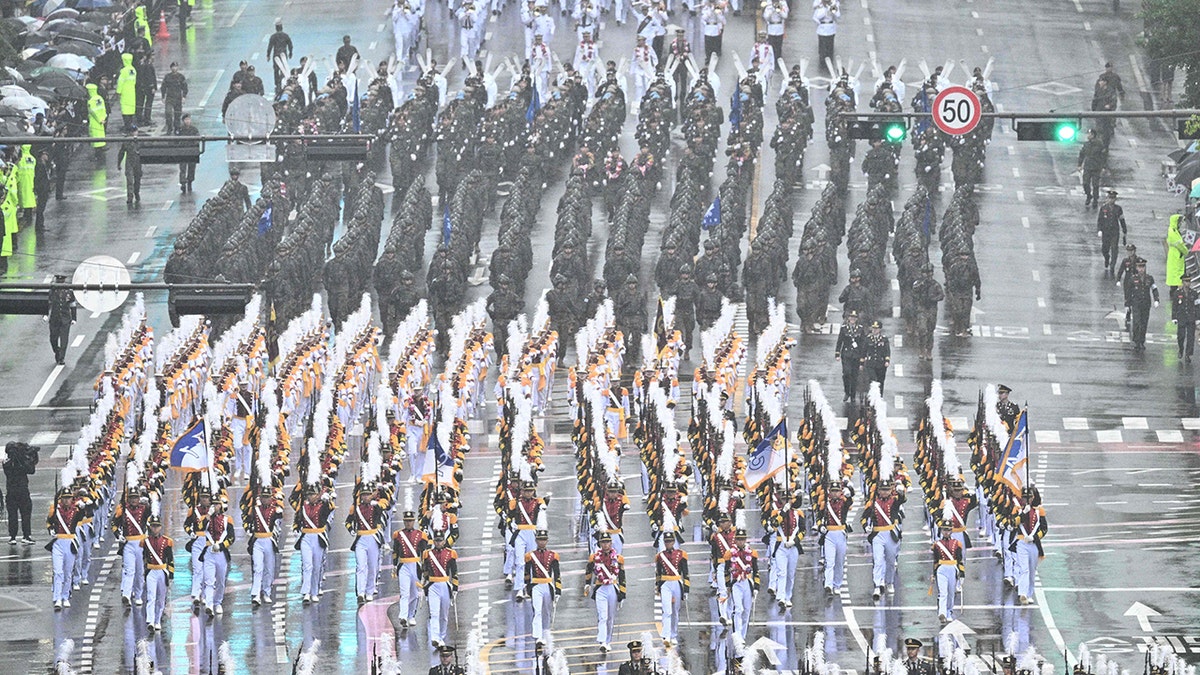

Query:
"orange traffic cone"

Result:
[[156, 10, 171, 39]]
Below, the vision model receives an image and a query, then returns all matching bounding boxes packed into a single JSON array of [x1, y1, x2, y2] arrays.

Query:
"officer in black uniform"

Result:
[[618, 640, 651, 675], [996, 384, 1019, 431], [1096, 190, 1126, 277], [1076, 129, 1106, 207], [903, 637, 935, 675], [428, 644, 463, 675], [46, 274, 76, 365], [861, 319, 891, 391], [835, 310, 865, 401], [1125, 258, 1159, 353]]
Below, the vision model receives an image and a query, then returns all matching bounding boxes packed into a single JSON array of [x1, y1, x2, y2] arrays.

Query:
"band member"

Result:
[[584, 532, 626, 652], [346, 485, 390, 605], [393, 510, 428, 627], [246, 488, 282, 608], [143, 514, 175, 632], [655, 531, 689, 647], [421, 530, 459, 648], [294, 485, 335, 605], [522, 529, 562, 647]]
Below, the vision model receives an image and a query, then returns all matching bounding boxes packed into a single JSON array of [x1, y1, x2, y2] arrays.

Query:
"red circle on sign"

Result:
[[931, 85, 982, 136]]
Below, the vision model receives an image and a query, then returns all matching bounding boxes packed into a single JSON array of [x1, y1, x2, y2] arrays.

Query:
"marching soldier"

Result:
[[835, 310, 865, 401], [393, 510, 428, 627], [246, 489, 282, 608], [821, 480, 853, 595], [1125, 258, 1159, 353], [723, 527, 758, 638], [1011, 485, 1048, 605], [655, 530, 689, 647], [861, 320, 891, 392], [911, 264, 944, 361], [522, 529, 562, 647], [347, 486, 390, 605], [1097, 190, 1126, 277], [595, 480, 629, 555], [421, 529, 459, 648], [202, 498, 234, 618], [48, 488, 84, 609], [507, 481, 547, 589], [295, 485, 335, 605], [944, 477, 978, 554], [143, 513, 174, 632], [113, 486, 150, 609], [863, 477, 905, 601], [838, 269, 870, 318], [932, 515, 965, 623], [584, 531, 626, 653], [767, 489, 804, 608], [184, 490, 212, 609], [708, 512, 735, 628]]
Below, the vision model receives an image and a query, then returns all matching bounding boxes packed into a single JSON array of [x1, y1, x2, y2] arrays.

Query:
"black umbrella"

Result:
[[1169, 146, 1195, 164], [1175, 155, 1200, 190], [0, 119, 32, 136], [45, 7, 80, 20], [20, 83, 59, 102], [55, 27, 102, 45], [42, 18, 83, 34], [0, 105, 26, 119], [51, 40, 100, 58], [25, 46, 58, 63]]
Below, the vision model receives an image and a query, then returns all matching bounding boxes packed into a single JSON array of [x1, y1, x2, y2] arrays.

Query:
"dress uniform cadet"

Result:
[[903, 638, 936, 675], [724, 528, 759, 638], [1011, 486, 1048, 605], [932, 516, 965, 623], [655, 530, 689, 647], [393, 510, 428, 627], [619, 641, 652, 675], [421, 530, 458, 648], [71, 484, 95, 589], [945, 478, 978, 554], [1097, 191, 1127, 277], [49, 488, 84, 609], [522, 529, 561, 646], [114, 488, 150, 608], [202, 499, 234, 617], [294, 486, 334, 604], [347, 487, 390, 605], [184, 491, 212, 607], [247, 490, 282, 608], [596, 481, 629, 555], [143, 515, 174, 632], [429, 644, 464, 675], [584, 532, 626, 652], [822, 481, 853, 595], [864, 478, 905, 600], [768, 491, 805, 608], [507, 481, 546, 587], [708, 512, 735, 627], [227, 373, 256, 480], [861, 321, 891, 392], [835, 311, 865, 401]]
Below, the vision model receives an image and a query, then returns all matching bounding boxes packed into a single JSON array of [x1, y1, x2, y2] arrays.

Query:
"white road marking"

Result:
[[1012, 166, 1020, 178], [198, 68, 227, 108], [1156, 430, 1184, 443], [1027, 242, 1035, 253], [1035, 430, 1061, 443], [1022, 216, 1030, 228], [30, 365, 64, 408], [1043, 324, 1052, 335], [1129, 53, 1150, 92], [1046, 353, 1056, 364], [1122, 417, 1149, 429], [1017, 190, 1025, 202], [1037, 297, 1046, 308], [369, 41, 377, 51], [145, 225, 156, 237], [224, 1, 249, 28], [127, 251, 140, 265], [1084, 21, 1091, 30], [1062, 417, 1088, 430], [161, 200, 172, 210], [1031, 270, 1040, 281], [894, 364, 903, 377], [71, 335, 84, 348], [1051, 383, 1061, 395], [1096, 429, 1123, 443]]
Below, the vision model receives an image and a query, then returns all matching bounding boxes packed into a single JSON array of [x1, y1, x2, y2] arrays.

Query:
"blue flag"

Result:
[[743, 419, 788, 490], [169, 420, 207, 472], [422, 424, 457, 485], [441, 204, 452, 244], [730, 90, 743, 131], [702, 196, 721, 230], [256, 204, 273, 236], [526, 85, 541, 124], [999, 409, 1029, 493], [351, 77, 361, 132]]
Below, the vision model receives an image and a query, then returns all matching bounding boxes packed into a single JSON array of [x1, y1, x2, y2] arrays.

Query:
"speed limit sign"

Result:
[[932, 86, 982, 135]]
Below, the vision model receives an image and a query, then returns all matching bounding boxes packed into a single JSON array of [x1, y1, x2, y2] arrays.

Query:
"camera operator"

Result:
[[4, 442, 39, 544]]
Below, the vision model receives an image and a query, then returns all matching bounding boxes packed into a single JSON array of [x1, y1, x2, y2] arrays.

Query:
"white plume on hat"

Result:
[[928, 380, 960, 475], [868, 382, 897, 481], [983, 384, 1010, 448]]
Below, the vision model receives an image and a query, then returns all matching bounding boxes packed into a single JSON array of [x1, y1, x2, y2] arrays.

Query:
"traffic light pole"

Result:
[[843, 109, 1200, 121]]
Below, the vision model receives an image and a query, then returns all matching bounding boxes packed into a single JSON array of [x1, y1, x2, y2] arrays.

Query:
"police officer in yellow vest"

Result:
[[15, 145, 35, 229], [117, 53, 138, 132]]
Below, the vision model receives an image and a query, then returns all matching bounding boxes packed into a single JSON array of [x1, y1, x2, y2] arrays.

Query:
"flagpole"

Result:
[[1023, 404, 1030, 489]]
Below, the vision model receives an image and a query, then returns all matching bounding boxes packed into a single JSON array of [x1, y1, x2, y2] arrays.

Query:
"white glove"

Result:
[[1154, 301, 1160, 308], [1096, 231, 1102, 238]]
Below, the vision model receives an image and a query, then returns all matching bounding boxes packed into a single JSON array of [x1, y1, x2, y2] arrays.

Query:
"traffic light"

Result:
[[848, 120, 908, 142], [882, 121, 907, 143], [0, 290, 49, 315], [1016, 119, 1080, 142]]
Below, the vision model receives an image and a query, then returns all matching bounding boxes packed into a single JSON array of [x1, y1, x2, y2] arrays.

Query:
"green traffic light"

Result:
[[1055, 122, 1078, 142], [883, 123, 906, 143]]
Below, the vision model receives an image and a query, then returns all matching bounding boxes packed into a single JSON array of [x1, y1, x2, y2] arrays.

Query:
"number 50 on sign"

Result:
[[932, 86, 982, 135]]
